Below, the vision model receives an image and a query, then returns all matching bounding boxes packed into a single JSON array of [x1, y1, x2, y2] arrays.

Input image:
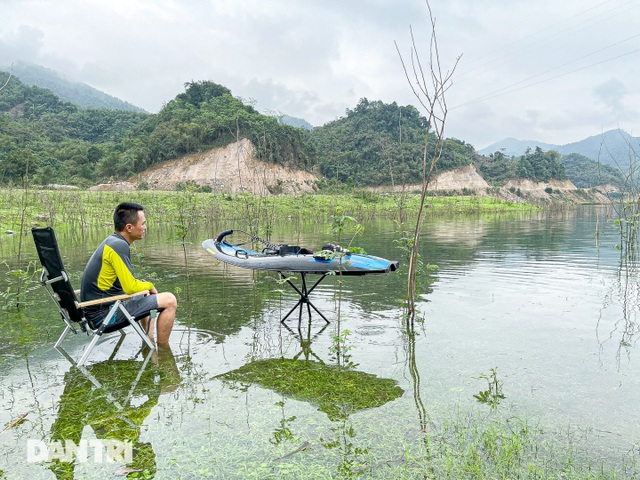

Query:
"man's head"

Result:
[[114, 202, 147, 242]]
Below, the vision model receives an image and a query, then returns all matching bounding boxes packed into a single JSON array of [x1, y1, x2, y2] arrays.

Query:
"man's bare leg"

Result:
[[140, 315, 154, 340], [155, 292, 177, 344]]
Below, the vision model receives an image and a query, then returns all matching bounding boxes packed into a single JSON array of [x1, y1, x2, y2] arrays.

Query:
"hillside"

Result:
[[0, 68, 626, 193], [5, 62, 146, 112], [309, 98, 477, 186], [93, 146, 610, 205], [91, 138, 317, 194], [0, 75, 313, 186]]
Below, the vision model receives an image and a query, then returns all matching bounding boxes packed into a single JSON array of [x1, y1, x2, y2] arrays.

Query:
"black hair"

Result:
[[114, 202, 144, 232]]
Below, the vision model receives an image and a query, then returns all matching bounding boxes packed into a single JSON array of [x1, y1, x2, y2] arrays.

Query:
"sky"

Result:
[[1, 0, 638, 150]]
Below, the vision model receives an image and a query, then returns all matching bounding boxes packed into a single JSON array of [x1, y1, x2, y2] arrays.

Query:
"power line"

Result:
[[451, 47, 639, 110]]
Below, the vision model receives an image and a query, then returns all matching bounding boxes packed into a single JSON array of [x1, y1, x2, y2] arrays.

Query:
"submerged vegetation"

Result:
[[218, 358, 404, 421]]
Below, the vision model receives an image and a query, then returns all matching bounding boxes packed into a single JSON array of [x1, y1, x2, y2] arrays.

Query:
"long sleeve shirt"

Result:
[[80, 232, 154, 317]]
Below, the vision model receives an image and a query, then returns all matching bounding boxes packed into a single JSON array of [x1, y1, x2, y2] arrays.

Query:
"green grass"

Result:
[[0, 188, 538, 235]]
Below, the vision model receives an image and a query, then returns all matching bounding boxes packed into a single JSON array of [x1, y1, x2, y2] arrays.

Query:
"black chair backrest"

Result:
[[32, 227, 84, 323]]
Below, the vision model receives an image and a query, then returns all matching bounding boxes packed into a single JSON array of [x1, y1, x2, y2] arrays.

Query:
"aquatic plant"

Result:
[[473, 367, 506, 410], [217, 358, 404, 422]]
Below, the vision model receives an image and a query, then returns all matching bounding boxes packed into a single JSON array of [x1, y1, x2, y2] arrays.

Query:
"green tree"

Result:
[[516, 147, 566, 183]]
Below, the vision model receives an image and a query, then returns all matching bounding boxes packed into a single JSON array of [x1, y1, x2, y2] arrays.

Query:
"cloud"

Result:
[[594, 78, 636, 122], [0, 25, 45, 66], [1, 0, 638, 148]]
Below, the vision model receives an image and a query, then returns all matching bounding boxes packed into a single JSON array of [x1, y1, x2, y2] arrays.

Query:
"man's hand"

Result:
[[149, 287, 158, 295]]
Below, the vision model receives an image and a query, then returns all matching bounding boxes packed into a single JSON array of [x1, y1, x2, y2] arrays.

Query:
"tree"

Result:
[[516, 147, 567, 182], [396, 1, 461, 322]]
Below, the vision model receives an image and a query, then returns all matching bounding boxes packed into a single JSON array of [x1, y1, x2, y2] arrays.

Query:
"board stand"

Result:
[[279, 272, 331, 327]]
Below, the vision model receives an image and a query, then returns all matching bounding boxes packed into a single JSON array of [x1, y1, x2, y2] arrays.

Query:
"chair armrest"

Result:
[[77, 290, 150, 308]]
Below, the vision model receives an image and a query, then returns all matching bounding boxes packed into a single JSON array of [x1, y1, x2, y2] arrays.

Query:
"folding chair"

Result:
[[32, 227, 155, 366]]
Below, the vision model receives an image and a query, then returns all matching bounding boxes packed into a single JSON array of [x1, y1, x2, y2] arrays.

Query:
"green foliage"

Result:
[[516, 147, 567, 183], [136, 80, 314, 172], [562, 152, 624, 188], [309, 98, 475, 187], [475, 151, 518, 185], [0, 71, 147, 185], [0, 74, 314, 186], [2, 71, 576, 190], [474, 367, 506, 410]]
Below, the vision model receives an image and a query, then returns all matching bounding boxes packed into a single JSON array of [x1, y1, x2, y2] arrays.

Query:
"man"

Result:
[[81, 202, 176, 343]]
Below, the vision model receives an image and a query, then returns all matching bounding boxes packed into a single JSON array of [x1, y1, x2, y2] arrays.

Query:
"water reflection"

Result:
[[402, 322, 429, 434], [599, 254, 640, 367], [217, 325, 404, 476], [2, 206, 640, 476], [48, 343, 180, 479]]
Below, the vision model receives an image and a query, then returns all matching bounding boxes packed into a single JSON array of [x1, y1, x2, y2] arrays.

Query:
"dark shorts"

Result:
[[87, 294, 159, 330]]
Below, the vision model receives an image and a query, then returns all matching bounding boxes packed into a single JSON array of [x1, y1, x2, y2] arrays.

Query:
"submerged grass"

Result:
[[217, 358, 404, 421], [240, 410, 639, 479]]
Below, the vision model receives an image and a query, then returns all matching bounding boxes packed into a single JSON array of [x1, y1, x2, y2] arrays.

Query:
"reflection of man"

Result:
[[49, 345, 181, 479]]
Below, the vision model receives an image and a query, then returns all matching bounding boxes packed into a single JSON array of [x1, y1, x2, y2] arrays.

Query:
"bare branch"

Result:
[[0, 71, 12, 93], [395, 0, 461, 321]]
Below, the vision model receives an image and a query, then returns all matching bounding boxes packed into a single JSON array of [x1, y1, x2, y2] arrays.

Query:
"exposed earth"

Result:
[[89, 139, 614, 203]]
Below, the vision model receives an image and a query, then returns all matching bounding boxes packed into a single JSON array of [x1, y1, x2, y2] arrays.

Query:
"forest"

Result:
[[0, 71, 624, 189]]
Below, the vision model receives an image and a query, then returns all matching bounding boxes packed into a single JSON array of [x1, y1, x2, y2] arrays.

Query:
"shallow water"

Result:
[[0, 205, 638, 478]]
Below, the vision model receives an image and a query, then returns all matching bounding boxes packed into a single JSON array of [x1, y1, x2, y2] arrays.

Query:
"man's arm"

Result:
[[101, 244, 154, 294]]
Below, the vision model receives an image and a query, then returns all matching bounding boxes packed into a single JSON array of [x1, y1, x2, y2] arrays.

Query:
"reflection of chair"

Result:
[[49, 343, 180, 479], [32, 227, 155, 366], [55, 338, 154, 412]]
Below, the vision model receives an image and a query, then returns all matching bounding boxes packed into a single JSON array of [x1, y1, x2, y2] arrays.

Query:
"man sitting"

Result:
[[81, 202, 176, 343]]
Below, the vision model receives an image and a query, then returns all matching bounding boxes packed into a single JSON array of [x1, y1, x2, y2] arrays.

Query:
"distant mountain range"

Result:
[[3, 62, 147, 112], [279, 114, 313, 130], [6, 62, 316, 130], [480, 130, 640, 167]]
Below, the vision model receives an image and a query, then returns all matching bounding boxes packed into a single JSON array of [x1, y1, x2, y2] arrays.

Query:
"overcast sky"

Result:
[[1, 0, 638, 150]]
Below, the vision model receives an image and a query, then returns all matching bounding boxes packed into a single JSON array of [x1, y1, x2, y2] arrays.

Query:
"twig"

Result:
[[1, 412, 28, 434]]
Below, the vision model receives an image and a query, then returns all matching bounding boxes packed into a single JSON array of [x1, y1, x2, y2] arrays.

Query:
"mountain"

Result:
[[4, 62, 146, 112], [480, 129, 640, 168], [479, 138, 558, 157], [278, 114, 313, 130], [556, 130, 638, 168]]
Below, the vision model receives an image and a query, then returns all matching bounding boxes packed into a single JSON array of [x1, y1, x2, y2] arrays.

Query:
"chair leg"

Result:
[[77, 300, 156, 366], [78, 332, 102, 366], [54, 325, 73, 348], [118, 303, 155, 350]]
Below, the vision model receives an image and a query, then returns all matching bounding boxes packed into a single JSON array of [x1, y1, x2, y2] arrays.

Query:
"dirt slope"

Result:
[[90, 138, 317, 194], [365, 164, 489, 193]]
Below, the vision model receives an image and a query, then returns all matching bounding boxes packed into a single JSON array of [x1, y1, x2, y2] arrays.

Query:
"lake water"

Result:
[[0, 205, 638, 478]]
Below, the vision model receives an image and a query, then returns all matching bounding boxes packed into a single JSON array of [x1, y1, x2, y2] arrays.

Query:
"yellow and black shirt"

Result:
[[80, 232, 154, 319]]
